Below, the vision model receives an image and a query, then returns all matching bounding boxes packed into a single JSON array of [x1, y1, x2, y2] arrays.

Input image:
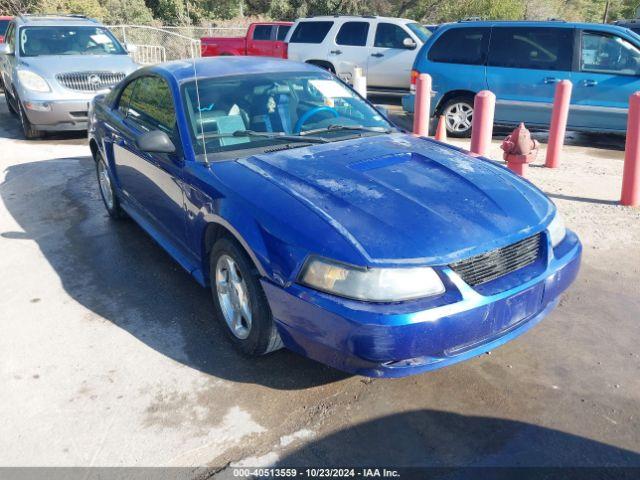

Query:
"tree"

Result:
[[101, 0, 154, 24]]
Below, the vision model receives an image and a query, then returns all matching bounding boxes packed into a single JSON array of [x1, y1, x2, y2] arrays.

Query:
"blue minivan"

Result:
[[402, 20, 640, 137]]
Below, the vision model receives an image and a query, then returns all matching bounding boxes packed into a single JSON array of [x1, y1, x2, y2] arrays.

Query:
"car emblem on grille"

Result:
[[88, 74, 101, 87]]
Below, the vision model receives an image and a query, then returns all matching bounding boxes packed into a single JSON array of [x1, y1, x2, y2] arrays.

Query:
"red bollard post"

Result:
[[621, 92, 640, 207], [413, 73, 432, 137], [545, 80, 573, 168], [434, 115, 447, 141], [470, 90, 496, 156]]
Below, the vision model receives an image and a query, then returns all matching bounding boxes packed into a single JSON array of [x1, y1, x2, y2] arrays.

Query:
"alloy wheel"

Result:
[[444, 102, 473, 133], [215, 254, 253, 340]]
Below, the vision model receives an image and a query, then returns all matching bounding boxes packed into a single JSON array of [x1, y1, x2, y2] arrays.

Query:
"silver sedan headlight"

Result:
[[17, 69, 51, 93], [548, 212, 566, 247], [299, 256, 445, 302]]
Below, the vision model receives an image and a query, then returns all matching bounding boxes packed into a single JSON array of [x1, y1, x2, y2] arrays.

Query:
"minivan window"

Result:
[[290, 21, 333, 44], [581, 31, 640, 75], [253, 25, 273, 41], [336, 21, 369, 47], [127, 76, 176, 135], [489, 27, 573, 71], [374, 23, 410, 49], [276, 25, 290, 41], [428, 27, 489, 65]]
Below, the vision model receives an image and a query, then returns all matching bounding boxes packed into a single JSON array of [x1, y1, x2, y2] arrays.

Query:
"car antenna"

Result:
[[191, 60, 209, 166]]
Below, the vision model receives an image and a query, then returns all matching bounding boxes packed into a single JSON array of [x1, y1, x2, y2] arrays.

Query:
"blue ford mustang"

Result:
[[88, 57, 581, 377]]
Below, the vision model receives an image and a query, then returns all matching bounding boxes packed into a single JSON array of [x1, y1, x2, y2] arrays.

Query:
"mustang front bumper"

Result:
[[262, 230, 581, 378]]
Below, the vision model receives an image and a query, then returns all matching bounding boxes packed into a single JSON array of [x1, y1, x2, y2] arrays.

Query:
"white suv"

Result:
[[285, 16, 432, 95]]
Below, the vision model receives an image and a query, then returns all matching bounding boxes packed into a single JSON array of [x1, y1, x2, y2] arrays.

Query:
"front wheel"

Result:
[[16, 92, 43, 139], [95, 152, 125, 219], [440, 97, 474, 138], [210, 237, 283, 356]]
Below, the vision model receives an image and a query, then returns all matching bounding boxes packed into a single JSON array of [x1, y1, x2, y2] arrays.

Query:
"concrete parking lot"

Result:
[[1, 93, 639, 474]]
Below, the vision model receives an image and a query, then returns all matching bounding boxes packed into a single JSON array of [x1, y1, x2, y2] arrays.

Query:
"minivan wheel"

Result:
[[17, 94, 43, 140], [441, 97, 474, 138], [210, 237, 283, 356]]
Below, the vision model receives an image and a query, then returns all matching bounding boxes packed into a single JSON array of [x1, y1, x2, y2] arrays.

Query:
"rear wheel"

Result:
[[209, 237, 283, 356], [441, 96, 474, 138]]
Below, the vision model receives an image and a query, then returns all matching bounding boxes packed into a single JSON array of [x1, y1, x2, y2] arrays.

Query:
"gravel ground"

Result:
[[1, 94, 639, 476]]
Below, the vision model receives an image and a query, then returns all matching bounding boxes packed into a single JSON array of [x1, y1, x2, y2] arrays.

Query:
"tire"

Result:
[[2, 82, 17, 116], [440, 96, 474, 138], [95, 151, 126, 220], [209, 237, 283, 356], [16, 92, 43, 140]]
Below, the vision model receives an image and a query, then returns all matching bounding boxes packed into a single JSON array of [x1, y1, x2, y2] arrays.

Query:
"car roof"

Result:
[[440, 19, 632, 30], [299, 15, 414, 23], [149, 56, 323, 83], [14, 14, 101, 27]]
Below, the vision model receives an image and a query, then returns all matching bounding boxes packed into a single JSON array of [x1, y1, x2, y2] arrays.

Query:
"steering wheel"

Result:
[[294, 106, 339, 134]]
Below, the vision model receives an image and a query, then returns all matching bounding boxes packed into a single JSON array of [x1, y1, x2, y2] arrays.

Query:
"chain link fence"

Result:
[[107, 25, 206, 65]]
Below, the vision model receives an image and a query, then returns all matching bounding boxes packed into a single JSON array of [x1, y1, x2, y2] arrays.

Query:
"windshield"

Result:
[[0, 20, 9, 37], [183, 72, 393, 158], [406, 23, 432, 43], [19, 26, 126, 57]]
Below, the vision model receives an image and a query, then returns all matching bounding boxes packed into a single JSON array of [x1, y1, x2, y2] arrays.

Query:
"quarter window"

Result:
[[253, 25, 273, 41], [289, 21, 334, 44], [581, 31, 640, 75], [127, 76, 176, 135], [336, 21, 369, 47], [276, 25, 290, 41], [5, 23, 15, 50], [488, 27, 573, 71], [374, 23, 410, 49], [118, 80, 137, 116], [428, 27, 489, 65]]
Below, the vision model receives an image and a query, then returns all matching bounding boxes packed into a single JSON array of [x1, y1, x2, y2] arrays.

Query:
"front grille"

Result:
[[450, 233, 542, 286], [56, 71, 126, 92]]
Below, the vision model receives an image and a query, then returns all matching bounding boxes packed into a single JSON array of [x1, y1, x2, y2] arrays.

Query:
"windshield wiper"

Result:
[[300, 124, 393, 136], [200, 130, 329, 144]]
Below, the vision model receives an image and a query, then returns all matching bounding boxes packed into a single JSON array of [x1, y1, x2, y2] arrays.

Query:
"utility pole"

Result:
[[603, 0, 610, 23]]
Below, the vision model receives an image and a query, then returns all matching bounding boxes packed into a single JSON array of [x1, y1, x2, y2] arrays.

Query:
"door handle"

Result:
[[544, 77, 560, 84], [371, 52, 384, 58], [582, 79, 598, 87], [330, 49, 342, 55]]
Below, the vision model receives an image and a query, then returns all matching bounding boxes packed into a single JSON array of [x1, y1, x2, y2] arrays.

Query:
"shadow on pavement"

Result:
[[278, 409, 640, 470], [547, 193, 619, 206], [0, 156, 349, 390]]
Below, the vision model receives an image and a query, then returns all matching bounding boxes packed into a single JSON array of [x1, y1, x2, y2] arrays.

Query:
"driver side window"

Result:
[[117, 80, 137, 117], [374, 23, 410, 49], [581, 31, 640, 75]]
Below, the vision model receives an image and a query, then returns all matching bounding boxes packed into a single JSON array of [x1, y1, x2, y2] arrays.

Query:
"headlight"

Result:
[[299, 256, 445, 302], [547, 212, 566, 247], [17, 70, 50, 92]]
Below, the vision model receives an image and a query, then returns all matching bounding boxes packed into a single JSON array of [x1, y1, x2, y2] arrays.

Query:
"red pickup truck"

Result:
[[201, 22, 293, 58]]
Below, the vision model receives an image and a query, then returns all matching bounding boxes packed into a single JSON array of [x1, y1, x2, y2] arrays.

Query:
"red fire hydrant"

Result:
[[501, 123, 539, 176]]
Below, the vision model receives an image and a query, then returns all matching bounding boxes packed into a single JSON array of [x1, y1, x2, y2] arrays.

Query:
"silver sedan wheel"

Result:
[[215, 254, 252, 340], [97, 160, 114, 210], [444, 102, 473, 133]]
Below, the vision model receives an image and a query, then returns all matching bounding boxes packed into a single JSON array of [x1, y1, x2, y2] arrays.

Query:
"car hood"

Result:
[[238, 133, 555, 266], [19, 54, 138, 79]]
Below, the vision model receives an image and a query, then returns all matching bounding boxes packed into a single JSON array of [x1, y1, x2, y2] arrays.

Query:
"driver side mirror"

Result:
[[402, 37, 417, 50], [136, 130, 176, 154], [0, 43, 13, 55]]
